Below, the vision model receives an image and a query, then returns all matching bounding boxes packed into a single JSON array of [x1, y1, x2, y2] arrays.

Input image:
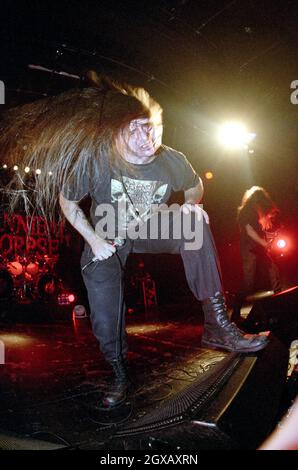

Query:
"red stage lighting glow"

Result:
[[276, 239, 286, 249], [68, 294, 75, 303]]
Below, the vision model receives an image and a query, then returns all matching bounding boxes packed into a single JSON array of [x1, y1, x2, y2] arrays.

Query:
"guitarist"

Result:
[[232, 186, 281, 325]]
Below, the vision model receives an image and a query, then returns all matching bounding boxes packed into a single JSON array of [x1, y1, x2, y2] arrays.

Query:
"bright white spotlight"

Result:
[[13, 165, 19, 171], [36, 169, 41, 175], [218, 121, 256, 150], [24, 166, 30, 173], [276, 239, 286, 249]]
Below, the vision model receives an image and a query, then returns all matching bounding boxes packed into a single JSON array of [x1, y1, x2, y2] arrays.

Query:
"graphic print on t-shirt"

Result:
[[111, 177, 168, 231]]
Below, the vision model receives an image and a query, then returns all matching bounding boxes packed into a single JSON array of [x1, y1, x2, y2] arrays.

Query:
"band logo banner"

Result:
[[0, 212, 71, 256]]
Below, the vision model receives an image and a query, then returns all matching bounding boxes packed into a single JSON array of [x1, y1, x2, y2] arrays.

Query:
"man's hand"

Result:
[[181, 203, 210, 224], [90, 235, 116, 261]]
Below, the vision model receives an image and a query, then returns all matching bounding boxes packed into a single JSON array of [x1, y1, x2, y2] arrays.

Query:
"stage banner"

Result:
[[0, 212, 72, 257]]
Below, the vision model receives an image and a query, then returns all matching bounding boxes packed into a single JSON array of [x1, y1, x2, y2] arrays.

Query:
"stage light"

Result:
[[217, 121, 256, 150], [13, 165, 18, 171], [205, 171, 213, 180], [57, 292, 76, 305], [36, 169, 41, 175], [48, 171, 53, 176], [2, 164, 7, 169], [276, 239, 286, 249], [248, 149, 255, 154], [24, 166, 30, 173], [269, 235, 291, 258]]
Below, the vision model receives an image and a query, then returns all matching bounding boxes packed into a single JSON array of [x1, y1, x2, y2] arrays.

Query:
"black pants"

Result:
[[81, 217, 222, 362], [240, 247, 281, 295], [232, 246, 281, 322]]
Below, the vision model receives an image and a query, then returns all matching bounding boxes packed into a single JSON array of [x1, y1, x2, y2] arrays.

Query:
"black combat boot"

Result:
[[100, 359, 131, 409], [201, 292, 269, 353]]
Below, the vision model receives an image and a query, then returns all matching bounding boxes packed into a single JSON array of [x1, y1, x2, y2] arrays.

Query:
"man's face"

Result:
[[122, 117, 163, 161]]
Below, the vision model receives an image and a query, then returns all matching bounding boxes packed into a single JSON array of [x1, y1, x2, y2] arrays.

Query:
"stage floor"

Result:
[[0, 301, 294, 451], [0, 304, 232, 450]]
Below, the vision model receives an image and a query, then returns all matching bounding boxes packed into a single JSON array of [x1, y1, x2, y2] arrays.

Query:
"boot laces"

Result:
[[226, 321, 244, 338]]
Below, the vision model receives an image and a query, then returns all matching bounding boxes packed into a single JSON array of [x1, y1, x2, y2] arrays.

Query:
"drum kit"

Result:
[[0, 251, 60, 302]]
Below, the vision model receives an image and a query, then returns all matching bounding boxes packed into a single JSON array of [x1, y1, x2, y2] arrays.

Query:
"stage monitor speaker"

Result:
[[244, 286, 298, 347], [0, 431, 70, 450], [115, 335, 288, 450]]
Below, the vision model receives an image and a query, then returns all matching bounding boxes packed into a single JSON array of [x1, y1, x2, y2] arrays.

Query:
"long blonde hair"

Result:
[[0, 73, 163, 225]]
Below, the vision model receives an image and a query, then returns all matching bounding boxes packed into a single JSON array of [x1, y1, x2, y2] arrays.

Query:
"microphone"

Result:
[[82, 238, 125, 271]]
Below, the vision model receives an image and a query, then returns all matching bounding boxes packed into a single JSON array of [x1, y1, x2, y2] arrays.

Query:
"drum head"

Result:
[[7, 261, 23, 277], [0, 269, 14, 299], [26, 262, 39, 276]]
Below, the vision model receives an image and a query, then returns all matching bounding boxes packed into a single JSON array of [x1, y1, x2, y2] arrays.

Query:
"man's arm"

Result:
[[184, 178, 204, 204], [245, 223, 268, 248], [59, 193, 116, 260], [182, 178, 209, 223]]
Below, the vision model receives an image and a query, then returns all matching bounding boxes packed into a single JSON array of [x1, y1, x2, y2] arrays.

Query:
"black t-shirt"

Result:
[[63, 144, 200, 237]]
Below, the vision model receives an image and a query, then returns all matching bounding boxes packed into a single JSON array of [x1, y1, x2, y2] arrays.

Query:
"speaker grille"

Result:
[[0, 433, 67, 450], [117, 352, 242, 437]]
